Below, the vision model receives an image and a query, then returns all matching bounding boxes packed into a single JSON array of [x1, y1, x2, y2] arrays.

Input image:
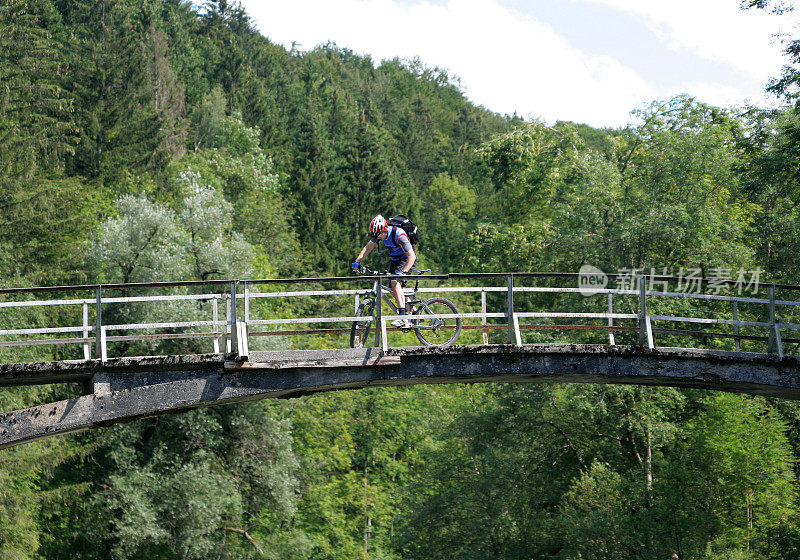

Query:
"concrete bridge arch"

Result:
[[2, 344, 799, 449]]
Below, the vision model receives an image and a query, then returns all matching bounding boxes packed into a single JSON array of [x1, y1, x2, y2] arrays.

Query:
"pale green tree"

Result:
[[93, 195, 187, 284], [179, 186, 252, 280], [176, 110, 300, 274]]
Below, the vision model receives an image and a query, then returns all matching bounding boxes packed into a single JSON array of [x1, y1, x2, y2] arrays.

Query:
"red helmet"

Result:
[[369, 214, 387, 236]]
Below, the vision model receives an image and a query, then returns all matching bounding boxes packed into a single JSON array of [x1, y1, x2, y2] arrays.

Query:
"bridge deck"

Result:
[[2, 344, 799, 449]]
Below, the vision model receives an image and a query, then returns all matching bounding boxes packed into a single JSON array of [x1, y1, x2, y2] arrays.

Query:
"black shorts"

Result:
[[389, 259, 411, 286]]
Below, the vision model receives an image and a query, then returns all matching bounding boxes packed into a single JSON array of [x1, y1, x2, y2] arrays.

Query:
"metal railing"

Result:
[[0, 273, 798, 363]]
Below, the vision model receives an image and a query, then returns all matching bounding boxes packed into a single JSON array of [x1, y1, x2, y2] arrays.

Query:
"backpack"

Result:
[[387, 215, 419, 246]]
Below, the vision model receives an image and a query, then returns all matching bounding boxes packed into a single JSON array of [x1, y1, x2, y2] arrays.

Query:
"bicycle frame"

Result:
[[360, 282, 423, 311], [356, 266, 427, 309]]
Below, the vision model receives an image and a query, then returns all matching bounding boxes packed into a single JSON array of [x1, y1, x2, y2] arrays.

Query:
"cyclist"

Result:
[[351, 214, 416, 329]]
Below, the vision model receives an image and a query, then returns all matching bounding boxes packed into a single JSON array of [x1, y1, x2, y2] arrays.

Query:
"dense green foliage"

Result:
[[5, 1, 800, 558]]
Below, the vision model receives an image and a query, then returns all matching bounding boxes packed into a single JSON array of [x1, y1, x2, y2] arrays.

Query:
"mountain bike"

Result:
[[350, 266, 462, 348]]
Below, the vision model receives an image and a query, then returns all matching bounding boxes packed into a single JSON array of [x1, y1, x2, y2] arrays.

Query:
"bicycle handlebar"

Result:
[[353, 265, 431, 276]]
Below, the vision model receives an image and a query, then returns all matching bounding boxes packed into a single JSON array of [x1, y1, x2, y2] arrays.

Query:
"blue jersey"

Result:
[[376, 225, 412, 260]]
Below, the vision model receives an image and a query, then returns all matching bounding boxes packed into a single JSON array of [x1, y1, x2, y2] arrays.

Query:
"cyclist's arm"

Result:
[[355, 239, 378, 263], [403, 247, 416, 272], [395, 234, 416, 272]]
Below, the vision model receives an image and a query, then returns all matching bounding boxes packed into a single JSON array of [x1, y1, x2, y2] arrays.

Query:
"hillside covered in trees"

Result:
[[6, 0, 800, 559]]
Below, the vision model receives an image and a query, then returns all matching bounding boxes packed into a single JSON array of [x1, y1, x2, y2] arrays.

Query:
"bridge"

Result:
[[1, 272, 799, 449]]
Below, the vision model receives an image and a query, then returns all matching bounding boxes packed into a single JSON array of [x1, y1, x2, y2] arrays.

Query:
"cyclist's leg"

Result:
[[389, 259, 411, 328], [388, 259, 408, 310]]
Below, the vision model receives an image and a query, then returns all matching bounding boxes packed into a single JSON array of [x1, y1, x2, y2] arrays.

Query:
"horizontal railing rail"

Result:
[[0, 273, 797, 364], [4, 272, 800, 295]]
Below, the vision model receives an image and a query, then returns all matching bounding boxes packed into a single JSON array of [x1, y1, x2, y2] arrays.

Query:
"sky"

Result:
[[236, 0, 800, 128]]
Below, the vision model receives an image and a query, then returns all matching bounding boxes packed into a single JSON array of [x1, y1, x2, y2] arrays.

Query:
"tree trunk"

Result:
[[363, 459, 372, 553], [645, 423, 653, 499], [747, 492, 753, 552]]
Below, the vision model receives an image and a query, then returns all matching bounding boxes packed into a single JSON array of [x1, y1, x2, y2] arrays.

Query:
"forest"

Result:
[[4, 0, 800, 558]]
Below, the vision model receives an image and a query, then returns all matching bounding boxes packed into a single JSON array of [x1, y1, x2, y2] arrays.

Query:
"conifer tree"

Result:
[[0, 0, 92, 281], [290, 99, 342, 271], [63, 0, 185, 183]]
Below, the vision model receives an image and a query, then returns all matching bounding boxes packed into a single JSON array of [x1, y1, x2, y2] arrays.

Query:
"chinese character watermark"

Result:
[[577, 266, 763, 296]]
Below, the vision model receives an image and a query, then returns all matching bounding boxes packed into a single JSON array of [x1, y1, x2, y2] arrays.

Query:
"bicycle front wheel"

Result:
[[350, 300, 375, 348], [414, 297, 462, 347]]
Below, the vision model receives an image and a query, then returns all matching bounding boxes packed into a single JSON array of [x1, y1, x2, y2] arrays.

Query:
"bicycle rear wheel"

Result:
[[414, 297, 462, 347], [350, 300, 375, 348]]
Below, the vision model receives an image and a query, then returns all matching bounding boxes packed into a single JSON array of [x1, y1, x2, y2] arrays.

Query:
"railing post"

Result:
[[212, 297, 220, 354], [239, 281, 250, 359], [638, 276, 649, 348], [768, 285, 775, 354], [512, 314, 522, 347], [244, 281, 250, 325], [82, 302, 91, 360], [767, 285, 783, 357], [237, 320, 249, 360], [381, 313, 389, 353], [229, 281, 238, 356], [507, 274, 517, 345], [374, 276, 383, 349], [94, 287, 103, 360], [225, 293, 231, 353], [100, 326, 108, 362], [481, 289, 488, 345], [607, 292, 616, 346], [733, 300, 740, 352]]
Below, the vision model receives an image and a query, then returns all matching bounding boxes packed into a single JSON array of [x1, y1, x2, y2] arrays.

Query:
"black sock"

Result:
[[398, 308, 407, 315]]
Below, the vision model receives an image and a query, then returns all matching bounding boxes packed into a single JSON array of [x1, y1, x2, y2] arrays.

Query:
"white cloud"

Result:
[[585, 0, 797, 80], [243, 0, 659, 126], [240, 0, 793, 127]]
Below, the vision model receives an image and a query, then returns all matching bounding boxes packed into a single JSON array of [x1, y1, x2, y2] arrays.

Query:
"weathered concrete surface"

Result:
[[0, 353, 230, 387], [2, 344, 800, 450]]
